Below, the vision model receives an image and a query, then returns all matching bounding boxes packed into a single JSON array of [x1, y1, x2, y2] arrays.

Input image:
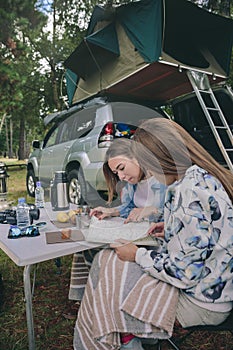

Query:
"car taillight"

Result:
[[98, 122, 115, 148], [98, 122, 137, 148], [104, 122, 114, 135]]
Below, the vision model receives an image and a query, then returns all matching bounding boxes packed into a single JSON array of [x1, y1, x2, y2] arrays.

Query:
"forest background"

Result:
[[0, 0, 232, 161]]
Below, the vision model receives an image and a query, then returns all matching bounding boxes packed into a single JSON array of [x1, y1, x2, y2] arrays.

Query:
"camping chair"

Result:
[[157, 308, 233, 350]]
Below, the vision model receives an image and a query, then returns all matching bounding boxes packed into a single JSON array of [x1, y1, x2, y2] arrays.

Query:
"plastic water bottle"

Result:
[[16, 197, 30, 228], [35, 181, 45, 208]]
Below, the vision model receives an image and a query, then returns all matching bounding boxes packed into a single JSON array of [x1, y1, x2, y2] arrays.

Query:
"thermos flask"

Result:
[[50, 171, 69, 211]]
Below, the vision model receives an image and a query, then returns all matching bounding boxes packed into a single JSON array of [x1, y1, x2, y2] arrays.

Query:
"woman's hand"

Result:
[[147, 221, 165, 238], [124, 206, 157, 223], [89, 206, 119, 220], [110, 239, 138, 261]]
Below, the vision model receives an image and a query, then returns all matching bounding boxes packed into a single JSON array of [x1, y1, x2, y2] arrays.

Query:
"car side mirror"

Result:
[[32, 140, 41, 149]]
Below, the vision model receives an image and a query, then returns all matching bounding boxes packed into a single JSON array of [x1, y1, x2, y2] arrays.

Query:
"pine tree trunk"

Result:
[[5, 118, 9, 157], [18, 118, 25, 160], [8, 118, 14, 158]]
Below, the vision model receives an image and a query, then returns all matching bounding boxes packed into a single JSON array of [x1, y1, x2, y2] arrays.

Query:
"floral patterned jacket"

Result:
[[136, 165, 233, 304]]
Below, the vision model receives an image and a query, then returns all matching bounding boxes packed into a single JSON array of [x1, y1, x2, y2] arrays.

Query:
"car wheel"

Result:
[[26, 169, 37, 197], [67, 168, 86, 205]]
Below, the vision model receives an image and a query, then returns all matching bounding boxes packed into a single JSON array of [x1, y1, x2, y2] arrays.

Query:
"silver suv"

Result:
[[26, 98, 165, 205]]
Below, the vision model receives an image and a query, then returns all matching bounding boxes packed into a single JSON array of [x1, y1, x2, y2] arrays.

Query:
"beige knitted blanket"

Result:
[[74, 249, 179, 350]]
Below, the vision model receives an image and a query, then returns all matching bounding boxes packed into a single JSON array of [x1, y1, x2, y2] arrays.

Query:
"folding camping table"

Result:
[[0, 203, 102, 350]]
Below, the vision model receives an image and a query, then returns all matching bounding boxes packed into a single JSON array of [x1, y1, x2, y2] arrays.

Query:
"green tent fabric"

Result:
[[117, 0, 163, 62], [65, 69, 78, 105], [64, 0, 163, 104], [87, 22, 119, 55], [65, 0, 163, 74], [164, 0, 233, 75], [65, 22, 120, 79], [64, 0, 233, 106], [86, 5, 106, 36]]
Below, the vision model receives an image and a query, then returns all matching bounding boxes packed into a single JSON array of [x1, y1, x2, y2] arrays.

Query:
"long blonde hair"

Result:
[[132, 118, 233, 202]]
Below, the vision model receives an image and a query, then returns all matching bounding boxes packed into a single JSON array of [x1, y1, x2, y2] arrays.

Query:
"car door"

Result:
[[39, 116, 75, 183]]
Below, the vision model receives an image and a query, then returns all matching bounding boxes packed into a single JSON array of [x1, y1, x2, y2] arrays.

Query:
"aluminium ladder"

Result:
[[187, 70, 233, 172]]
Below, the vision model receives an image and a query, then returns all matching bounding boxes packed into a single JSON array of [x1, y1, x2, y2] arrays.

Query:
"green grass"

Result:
[[0, 253, 75, 350], [0, 160, 232, 349], [1, 159, 28, 206], [0, 160, 75, 350]]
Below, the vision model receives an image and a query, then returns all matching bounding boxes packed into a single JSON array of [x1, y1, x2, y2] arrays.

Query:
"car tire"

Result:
[[67, 168, 86, 205], [26, 168, 37, 197]]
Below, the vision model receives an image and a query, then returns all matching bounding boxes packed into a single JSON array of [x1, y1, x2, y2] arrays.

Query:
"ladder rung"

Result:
[[187, 71, 233, 172], [206, 107, 220, 111], [199, 89, 211, 94]]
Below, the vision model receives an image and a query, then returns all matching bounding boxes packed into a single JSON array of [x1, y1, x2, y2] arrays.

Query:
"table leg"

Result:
[[23, 265, 36, 350]]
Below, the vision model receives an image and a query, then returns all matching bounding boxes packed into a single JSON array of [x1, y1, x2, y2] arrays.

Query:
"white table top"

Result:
[[0, 203, 102, 266]]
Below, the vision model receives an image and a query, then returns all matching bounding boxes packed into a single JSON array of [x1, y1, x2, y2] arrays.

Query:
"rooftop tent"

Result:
[[115, 0, 163, 62], [163, 0, 233, 74], [64, 21, 120, 80], [64, 0, 233, 106], [65, 69, 78, 105]]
